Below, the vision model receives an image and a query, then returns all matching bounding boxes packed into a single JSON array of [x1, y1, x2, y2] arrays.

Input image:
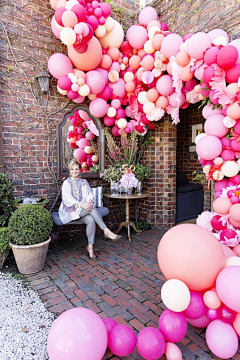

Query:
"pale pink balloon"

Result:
[[221, 244, 236, 259], [128, 25, 148, 50], [169, 92, 185, 107], [187, 32, 212, 59], [194, 64, 207, 80], [79, 110, 91, 121], [156, 75, 174, 96], [233, 244, 240, 256], [161, 34, 183, 58], [138, 6, 158, 26], [108, 78, 126, 99], [86, 70, 105, 95], [72, 95, 85, 104], [196, 135, 222, 160], [89, 98, 108, 118], [48, 53, 73, 79], [202, 104, 222, 119], [165, 342, 182, 360], [51, 16, 61, 39], [208, 29, 229, 44], [204, 114, 228, 138], [187, 314, 211, 328]]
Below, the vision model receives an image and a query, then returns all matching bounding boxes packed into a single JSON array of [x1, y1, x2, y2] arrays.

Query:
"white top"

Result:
[[58, 177, 94, 224]]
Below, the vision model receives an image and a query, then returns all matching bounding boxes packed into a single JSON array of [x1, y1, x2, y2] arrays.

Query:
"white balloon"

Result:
[[148, 26, 160, 40], [161, 279, 191, 312], [57, 85, 67, 95], [65, 0, 78, 10], [226, 256, 240, 267], [213, 36, 228, 46], [60, 27, 76, 46]]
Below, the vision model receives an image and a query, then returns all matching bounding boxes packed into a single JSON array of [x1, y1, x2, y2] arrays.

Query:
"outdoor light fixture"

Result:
[[35, 71, 51, 93]]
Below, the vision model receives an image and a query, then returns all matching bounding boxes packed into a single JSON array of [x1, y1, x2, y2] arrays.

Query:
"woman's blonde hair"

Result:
[[68, 158, 80, 171]]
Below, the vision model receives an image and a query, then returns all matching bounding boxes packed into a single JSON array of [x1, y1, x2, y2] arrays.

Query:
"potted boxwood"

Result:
[[8, 205, 53, 275], [0, 227, 11, 269]]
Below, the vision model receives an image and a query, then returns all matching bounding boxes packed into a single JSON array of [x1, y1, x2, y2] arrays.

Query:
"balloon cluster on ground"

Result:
[[67, 109, 99, 171], [158, 224, 240, 359], [47, 307, 183, 360]]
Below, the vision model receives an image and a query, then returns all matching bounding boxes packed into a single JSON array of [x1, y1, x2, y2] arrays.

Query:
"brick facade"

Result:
[[1, 0, 238, 229]]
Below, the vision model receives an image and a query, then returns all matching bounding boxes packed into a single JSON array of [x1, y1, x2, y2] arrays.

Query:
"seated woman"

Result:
[[59, 159, 121, 258]]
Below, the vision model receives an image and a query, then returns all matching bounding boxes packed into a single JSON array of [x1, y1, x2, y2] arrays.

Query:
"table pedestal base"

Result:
[[114, 198, 141, 241]]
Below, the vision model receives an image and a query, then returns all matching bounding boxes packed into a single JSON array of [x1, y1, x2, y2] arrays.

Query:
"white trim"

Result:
[[192, 124, 203, 143]]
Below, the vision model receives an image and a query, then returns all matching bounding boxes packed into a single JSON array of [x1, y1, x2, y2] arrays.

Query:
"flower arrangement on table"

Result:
[[119, 165, 139, 194]]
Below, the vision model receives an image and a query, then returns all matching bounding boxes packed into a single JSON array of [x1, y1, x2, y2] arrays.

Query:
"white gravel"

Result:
[[0, 272, 55, 360]]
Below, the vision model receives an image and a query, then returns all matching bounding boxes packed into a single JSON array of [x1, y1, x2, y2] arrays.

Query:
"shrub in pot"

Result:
[[0, 173, 15, 226], [8, 205, 53, 274], [0, 227, 11, 269]]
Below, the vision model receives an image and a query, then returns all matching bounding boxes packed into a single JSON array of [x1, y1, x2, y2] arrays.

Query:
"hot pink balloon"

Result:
[[102, 318, 118, 334], [161, 34, 183, 58], [48, 53, 73, 79], [217, 45, 238, 69], [204, 114, 228, 138], [67, 89, 79, 100], [103, 116, 115, 127], [216, 266, 240, 313], [183, 291, 206, 319], [86, 70, 105, 95], [214, 178, 228, 192], [137, 327, 166, 360], [57, 75, 72, 90], [219, 304, 236, 324], [187, 314, 211, 328], [206, 320, 238, 359], [196, 135, 222, 160], [203, 66, 215, 84], [47, 308, 108, 360], [204, 47, 220, 65], [156, 75, 174, 96], [187, 32, 212, 59], [185, 79, 197, 91], [211, 215, 227, 231], [159, 309, 187, 343], [138, 6, 158, 26], [108, 325, 136, 357], [226, 64, 240, 83], [89, 98, 108, 118], [72, 95, 85, 104], [206, 308, 219, 321], [74, 148, 87, 161], [128, 25, 148, 49]]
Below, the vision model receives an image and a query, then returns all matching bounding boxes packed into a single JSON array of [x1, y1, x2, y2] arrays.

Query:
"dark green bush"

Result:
[[0, 227, 11, 252], [0, 173, 15, 226], [8, 205, 53, 245], [135, 220, 151, 231]]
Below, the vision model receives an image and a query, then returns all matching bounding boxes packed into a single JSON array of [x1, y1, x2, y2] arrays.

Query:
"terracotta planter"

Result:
[[0, 249, 9, 269], [10, 237, 51, 275]]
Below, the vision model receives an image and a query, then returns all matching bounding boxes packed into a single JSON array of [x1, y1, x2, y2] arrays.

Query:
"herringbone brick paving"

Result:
[[26, 229, 240, 360]]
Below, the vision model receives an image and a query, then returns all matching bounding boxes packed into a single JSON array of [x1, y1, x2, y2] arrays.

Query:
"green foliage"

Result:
[[0, 227, 11, 252], [192, 170, 206, 184], [89, 164, 99, 173], [100, 167, 122, 182], [0, 173, 15, 226], [135, 220, 151, 231], [134, 164, 152, 182], [8, 205, 53, 245]]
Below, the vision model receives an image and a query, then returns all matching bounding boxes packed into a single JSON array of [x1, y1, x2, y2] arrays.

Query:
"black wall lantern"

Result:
[[35, 71, 51, 93]]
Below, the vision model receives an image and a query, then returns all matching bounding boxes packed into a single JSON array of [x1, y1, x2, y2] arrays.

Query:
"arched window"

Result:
[[56, 104, 105, 178]]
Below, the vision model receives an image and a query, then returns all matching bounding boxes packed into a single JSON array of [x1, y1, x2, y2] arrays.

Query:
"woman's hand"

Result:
[[81, 202, 93, 211]]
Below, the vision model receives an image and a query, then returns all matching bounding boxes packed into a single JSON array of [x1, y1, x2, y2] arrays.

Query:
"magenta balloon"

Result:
[[217, 45, 238, 69], [112, 125, 120, 136], [108, 78, 126, 99], [196, 135, 222, 160], [226, 64, 240, 83], [219, 304, 236, 324], [67, 89, 79, 100], [203, 66, 215, 84], [187, 314, 211, 328], [47, 308, 108, 360], [185, 79, 197, 91], [183, 33, 193, 42], [99, 2, 111, 17], [137, 327, 166, 360], [108, 325, 136, 357], [206, 308, 219, 321], [74, 148, 87, 161], [221, 149, 236, 161], [161, 34, 183, 58], [216, 266, 240, 313], [202, 104, 222, 119], [89, 98, 108, 118], [158, 309, 187, 343], [86, 70, 105, 94], [139, 6, 158, 25], [208, 29, 229, 44], [95, 68, 109, 85], [231, 139, 240, 151], [156, 75, 174, 96], [57, 75, 72, 90], [86, 15, 99, 30], [48, 53, 73, 79], [187, 32, 212, 60], [204, 114, 228, 138], [51, 16, 61, 39], [206, 320, 238, 359], [98, 86, 113, 100], [128, 25, 148, 49], [204, 47, 219, 65], [116, 108, 125, 119], [183, 291, 206, 320], [221, 136, 231, 147], [103, 115, 115, 127], [102, 318, 118, 334], [160, 22, 168, 31]]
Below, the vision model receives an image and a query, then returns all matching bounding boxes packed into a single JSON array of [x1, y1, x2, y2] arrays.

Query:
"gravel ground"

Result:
[[0, 272, 55, 360]]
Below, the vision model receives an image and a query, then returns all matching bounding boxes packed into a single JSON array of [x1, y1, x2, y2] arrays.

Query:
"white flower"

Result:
[[196, 211, 214, 231]]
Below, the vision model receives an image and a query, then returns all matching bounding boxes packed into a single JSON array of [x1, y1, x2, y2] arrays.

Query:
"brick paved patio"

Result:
[[26, 229, 240, 360]]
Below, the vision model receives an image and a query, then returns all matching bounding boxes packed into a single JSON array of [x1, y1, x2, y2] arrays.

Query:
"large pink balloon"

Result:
[[156, 75, 174, 96], [48, 53, 73, 79], [196, 135, 222, 160], [51, 16, 61, 39], [158, 224, 225, 292], [138, 6, 158, 26], [187, 32, 212, 59], [206, 320, 238, 359], [137, 327, 166, 360], [161, 34, 183, 58], [89, 98, 108, 118], [159, 309, 187, 343], [86, 71, 105, 95], [108, 325, 136, 357], [68, 37, 102, 71], [202, 104, 222, 119], [47, 308, 108, 360], [216, 266, 240, 313], [204, 114, 228, 138], [128, 25, 148, 49], [74, 148, 87, 161]]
